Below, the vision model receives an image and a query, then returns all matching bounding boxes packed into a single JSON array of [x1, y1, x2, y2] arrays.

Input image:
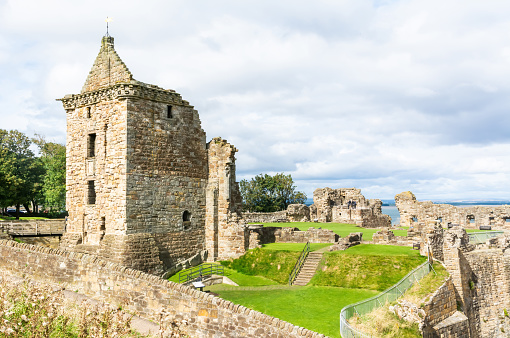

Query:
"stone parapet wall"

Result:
[[0, 240, 326, 338]]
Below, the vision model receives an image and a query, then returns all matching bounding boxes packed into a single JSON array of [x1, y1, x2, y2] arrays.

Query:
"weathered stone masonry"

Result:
[[59, 36, 243, 274], [0, 240, 326, 338], [396, 191, 510, 229]]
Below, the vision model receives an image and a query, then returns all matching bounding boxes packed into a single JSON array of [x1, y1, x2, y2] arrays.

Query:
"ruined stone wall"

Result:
[[274, 227, 338, 243], [0, 240, 325, 338], [442, 229, 510, 337], [287, 204, 310, 222], [312, 188, 390, 227], [396, 191, 510, 228], [206, 138, 247, 261], [242, 211, 288, 223]]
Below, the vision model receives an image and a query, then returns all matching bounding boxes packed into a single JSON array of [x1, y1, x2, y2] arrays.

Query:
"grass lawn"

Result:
[[209, 285, 378, 338], [261, 242, 332, 252], [258, 222, 407, 241], [0, 216, 48, 221]]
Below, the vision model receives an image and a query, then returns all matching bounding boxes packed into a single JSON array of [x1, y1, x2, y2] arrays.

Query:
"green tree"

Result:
[[0, 129, 43, 218], [33, 136, 66, 211], [240, 173, 307, 212]]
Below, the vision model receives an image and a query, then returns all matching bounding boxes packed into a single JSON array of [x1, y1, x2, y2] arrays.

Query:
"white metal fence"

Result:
[[468, 231, 504, 244], [339, 260, 433, 338]]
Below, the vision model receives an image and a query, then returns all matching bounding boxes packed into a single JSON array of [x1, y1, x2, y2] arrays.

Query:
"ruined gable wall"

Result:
[[125, 98, 208, 271], [0, 240, 325, 338]]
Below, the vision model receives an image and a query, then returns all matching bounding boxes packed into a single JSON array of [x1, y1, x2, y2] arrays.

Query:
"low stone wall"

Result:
[[275, 227, 338, 243], [242, 211, 287, 223], [0, 240, 325, 338], [247, 226, 338, 247]]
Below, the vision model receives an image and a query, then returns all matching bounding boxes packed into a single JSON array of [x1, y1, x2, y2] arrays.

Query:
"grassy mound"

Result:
[[310, 244, 427, 291], [259, 222, 407, 240], [221, 248, 300, 284]]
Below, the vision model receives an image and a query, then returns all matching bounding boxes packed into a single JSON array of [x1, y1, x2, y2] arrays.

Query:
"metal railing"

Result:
[[288, 242, 310, 286], [178, 264, 224, 284], [3, 221, 65, 237], [339, 260, 433, 338], [468, 231, 504, 244]]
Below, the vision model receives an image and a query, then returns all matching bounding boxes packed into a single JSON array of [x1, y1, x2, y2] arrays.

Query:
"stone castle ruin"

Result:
[[310, 187, 391, 227], [245, 187, 391, 228], [58, 36, 246, 275], [396, 191, 510, 229]]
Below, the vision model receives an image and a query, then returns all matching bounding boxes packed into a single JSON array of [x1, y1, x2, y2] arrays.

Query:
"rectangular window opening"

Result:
[[88, 181, 96, 205], [100, 217, 106, 231], [86, 107, 91, 118], [167, 105, 173, 118], [88, 133, 96, 157]]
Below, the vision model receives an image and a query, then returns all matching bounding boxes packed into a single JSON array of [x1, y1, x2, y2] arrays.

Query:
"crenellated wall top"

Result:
[[57, 82, 190, 110]]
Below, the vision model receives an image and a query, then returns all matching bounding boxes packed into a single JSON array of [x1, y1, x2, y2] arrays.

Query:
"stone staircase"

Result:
[[292, 252, 323, 286]]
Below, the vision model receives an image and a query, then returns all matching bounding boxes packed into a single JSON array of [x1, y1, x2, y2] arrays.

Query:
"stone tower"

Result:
[[59, 35, 248, 275]]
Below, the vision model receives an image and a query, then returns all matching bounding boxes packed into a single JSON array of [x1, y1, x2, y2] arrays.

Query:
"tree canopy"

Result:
[[240, 173, 307, 212], [0, 130, 66, 218]]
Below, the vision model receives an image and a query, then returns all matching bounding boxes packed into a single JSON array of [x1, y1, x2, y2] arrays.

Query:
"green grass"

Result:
[[261, 242, 332, 252], [259, 222, 406, 241], [221, 248, 300, 284], [310, 245, 426, 291], [167, 263, 278, 286], [210, 285, 378, 338], [403, 262, 448, 301], [0, 216, 49, 220]]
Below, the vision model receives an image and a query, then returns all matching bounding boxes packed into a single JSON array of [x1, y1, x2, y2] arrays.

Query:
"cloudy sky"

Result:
[[1, 0, 510, 201]]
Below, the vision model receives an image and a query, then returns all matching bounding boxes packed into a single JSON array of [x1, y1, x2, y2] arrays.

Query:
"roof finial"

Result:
[[105, 17, 113, 37]]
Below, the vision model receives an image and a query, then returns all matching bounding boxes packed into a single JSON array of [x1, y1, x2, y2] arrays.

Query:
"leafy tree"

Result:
[[33, 136, 66, 211], [240, 173, 306, 212], [0, 129, 43, 218]]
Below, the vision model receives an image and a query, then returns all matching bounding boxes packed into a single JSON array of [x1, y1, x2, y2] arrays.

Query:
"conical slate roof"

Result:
[[81, 36, 135, 93]]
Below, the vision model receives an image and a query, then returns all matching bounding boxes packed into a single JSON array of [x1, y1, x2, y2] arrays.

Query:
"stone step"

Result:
[[291, 251, 324, 286]]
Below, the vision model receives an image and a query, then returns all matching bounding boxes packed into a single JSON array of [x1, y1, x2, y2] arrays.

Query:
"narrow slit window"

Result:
[[167, 105, 173, 118], [87, 181, 96, 204], [86, 107, 91, 118], [88, 133, 96, 157]]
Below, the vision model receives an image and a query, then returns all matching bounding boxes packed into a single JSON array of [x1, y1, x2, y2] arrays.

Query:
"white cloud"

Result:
[[1, 0, 510, 201]]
